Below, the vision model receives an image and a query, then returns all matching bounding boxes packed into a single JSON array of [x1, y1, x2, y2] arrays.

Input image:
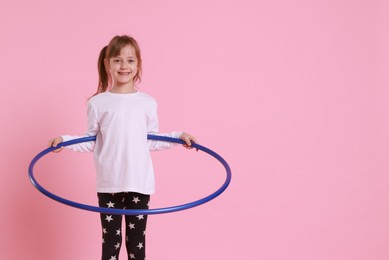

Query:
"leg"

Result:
[[123, 192, 150, 260], [98, 193, 124, 260]]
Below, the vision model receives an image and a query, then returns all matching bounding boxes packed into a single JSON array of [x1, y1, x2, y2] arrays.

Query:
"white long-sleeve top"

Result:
[[61, 91, 182, 194]]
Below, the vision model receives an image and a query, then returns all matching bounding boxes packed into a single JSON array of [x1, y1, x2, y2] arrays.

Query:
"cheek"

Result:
[[109, 64, 120, 72]]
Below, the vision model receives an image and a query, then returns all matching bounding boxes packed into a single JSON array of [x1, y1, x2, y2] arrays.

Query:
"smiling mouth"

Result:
[[118, 72, 131, 75]]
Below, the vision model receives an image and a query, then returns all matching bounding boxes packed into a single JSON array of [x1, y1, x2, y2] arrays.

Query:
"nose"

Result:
[[120, 62, 128, 69]]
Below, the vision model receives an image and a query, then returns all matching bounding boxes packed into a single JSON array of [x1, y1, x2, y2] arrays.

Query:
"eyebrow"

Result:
[[113, 56, 136, 59]]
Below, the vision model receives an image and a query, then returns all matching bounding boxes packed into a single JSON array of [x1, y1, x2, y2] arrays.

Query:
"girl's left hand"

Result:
[[180, 132, 198, 150]]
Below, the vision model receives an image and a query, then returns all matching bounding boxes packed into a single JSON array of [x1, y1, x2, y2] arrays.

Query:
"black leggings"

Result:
[[98, 192, 150, 260]]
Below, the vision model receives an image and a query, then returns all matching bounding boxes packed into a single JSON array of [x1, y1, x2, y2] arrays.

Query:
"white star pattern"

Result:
[[132, 197, 140, 204], [99, 193, 149, 258]]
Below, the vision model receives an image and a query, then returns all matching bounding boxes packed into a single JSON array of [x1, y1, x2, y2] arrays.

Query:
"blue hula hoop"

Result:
[[28, 135, 231, 215]]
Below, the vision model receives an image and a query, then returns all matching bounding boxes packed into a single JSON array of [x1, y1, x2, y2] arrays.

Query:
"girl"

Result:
[[49, 35, 197, 260]]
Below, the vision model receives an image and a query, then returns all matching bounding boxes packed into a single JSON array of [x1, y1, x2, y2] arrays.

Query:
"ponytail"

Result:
[[93, 46, 109, 97]]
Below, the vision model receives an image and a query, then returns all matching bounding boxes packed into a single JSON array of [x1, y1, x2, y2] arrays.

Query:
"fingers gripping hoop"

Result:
[[28, 135, 232, 215]]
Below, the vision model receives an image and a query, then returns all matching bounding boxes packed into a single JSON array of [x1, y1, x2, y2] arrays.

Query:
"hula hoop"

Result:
[[28, 135, 231, 215]]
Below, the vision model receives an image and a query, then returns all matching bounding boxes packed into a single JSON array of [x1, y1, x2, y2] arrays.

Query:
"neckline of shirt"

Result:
[[107, 90, 140, 97]]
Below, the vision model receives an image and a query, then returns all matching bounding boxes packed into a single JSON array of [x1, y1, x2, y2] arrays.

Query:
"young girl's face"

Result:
[[106, 44, 139, 88]]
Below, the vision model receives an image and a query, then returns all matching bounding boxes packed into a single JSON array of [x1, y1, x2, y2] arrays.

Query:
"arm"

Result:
[[48, 134, 96, 153], [146, 104, 197, 150], [49, 102, 99, 153], [147, 131, 182, 151], [148, 132, 198, 151], [60, 133, 96, 152]]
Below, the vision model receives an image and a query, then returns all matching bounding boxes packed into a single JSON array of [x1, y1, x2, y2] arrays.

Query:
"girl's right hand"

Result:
[[48, 137, 64, 153]]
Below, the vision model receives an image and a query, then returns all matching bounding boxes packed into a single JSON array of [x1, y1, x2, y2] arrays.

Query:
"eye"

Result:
[[113, 59, 121, 63], [128, 59, 135, 63]]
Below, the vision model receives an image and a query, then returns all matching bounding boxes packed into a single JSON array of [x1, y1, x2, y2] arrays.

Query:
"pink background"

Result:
[[1, 0, 389, 259]]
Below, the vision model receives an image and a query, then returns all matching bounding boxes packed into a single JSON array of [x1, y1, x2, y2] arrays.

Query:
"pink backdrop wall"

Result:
[[1, 1, 388, 259]]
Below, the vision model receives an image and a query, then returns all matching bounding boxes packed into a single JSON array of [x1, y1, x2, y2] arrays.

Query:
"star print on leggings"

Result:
[[98, 192, 149, 260], [132, 196, 140, 204]]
